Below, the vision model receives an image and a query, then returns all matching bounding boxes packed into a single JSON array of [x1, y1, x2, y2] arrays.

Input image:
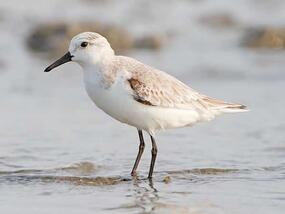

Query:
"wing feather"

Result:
[[117, 56, 246, 113], [120, 56, 205, 110]]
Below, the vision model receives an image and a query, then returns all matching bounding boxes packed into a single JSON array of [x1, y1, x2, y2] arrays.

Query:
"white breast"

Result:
[[83, 68, 137, 124]]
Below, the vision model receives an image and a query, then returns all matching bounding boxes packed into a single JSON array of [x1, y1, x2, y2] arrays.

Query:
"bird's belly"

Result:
[[84, 81, 142, 125], [84, 81, 201, 134]]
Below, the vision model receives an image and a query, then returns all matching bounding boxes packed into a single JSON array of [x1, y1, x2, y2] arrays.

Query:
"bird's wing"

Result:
[[120, 56, 207, 110], [119, 56, 246, 112]]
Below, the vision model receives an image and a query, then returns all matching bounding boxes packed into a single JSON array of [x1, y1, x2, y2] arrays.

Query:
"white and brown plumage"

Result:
[[44, 32, 247, 178]]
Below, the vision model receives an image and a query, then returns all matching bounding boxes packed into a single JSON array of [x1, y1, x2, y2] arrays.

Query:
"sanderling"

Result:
[[44, 32, 247, 178]]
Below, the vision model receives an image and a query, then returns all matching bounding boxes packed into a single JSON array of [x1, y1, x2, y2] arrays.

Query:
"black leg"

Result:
[[148, 134, 158, 179], [131, 129, 145, 176]]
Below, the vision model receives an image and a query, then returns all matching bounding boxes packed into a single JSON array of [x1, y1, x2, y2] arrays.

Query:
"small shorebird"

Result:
[[45, 32, 247, 178]]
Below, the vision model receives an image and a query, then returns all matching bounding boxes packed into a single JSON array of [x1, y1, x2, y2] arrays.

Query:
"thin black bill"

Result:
[[44, 52, 73, 72]]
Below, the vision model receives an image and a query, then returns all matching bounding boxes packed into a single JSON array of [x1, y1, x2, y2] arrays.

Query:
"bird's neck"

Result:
[[82, 54, 118, 89]]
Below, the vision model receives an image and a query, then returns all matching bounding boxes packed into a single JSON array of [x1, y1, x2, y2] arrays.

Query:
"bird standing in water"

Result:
[[45, 32, 247, 179]]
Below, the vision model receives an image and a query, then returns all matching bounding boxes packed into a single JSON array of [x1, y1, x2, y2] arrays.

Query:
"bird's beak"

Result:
[[44, 52, 73, 72]]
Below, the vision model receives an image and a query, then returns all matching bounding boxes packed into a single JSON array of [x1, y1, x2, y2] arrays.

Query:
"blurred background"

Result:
[[0, 0, 284, 214]]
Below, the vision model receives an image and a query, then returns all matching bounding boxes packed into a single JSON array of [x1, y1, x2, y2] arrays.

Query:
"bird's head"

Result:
[[44, 32, 114, 72]]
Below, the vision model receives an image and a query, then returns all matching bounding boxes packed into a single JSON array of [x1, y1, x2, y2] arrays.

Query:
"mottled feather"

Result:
[[111, 56, 246, 113]]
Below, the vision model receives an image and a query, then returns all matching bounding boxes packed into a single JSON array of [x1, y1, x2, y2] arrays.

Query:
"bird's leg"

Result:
[[131, 129, 145, 176], [148, 135, 158, 179]]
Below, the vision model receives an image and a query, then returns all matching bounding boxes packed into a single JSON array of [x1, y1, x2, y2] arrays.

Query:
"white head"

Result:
[[44, 32, 114, 72]]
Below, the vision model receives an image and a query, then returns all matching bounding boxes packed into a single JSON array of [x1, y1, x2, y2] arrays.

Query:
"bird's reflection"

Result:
[[130, 176, 160, 213]]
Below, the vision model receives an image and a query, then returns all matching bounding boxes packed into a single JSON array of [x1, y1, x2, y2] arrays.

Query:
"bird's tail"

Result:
[[202, 96, 248, 113]]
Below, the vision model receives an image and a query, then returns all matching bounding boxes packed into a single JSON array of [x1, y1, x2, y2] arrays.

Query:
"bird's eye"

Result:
[[80, 42, 88, 48]]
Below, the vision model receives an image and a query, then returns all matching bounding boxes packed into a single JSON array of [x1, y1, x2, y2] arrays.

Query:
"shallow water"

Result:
[[0, 0, 285, 213]]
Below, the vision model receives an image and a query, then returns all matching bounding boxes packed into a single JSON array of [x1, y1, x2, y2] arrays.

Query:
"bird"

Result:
[[44, 32, 247, 179]]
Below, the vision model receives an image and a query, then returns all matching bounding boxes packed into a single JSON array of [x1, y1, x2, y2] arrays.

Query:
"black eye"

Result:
[[80, 42, 88, 47]]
